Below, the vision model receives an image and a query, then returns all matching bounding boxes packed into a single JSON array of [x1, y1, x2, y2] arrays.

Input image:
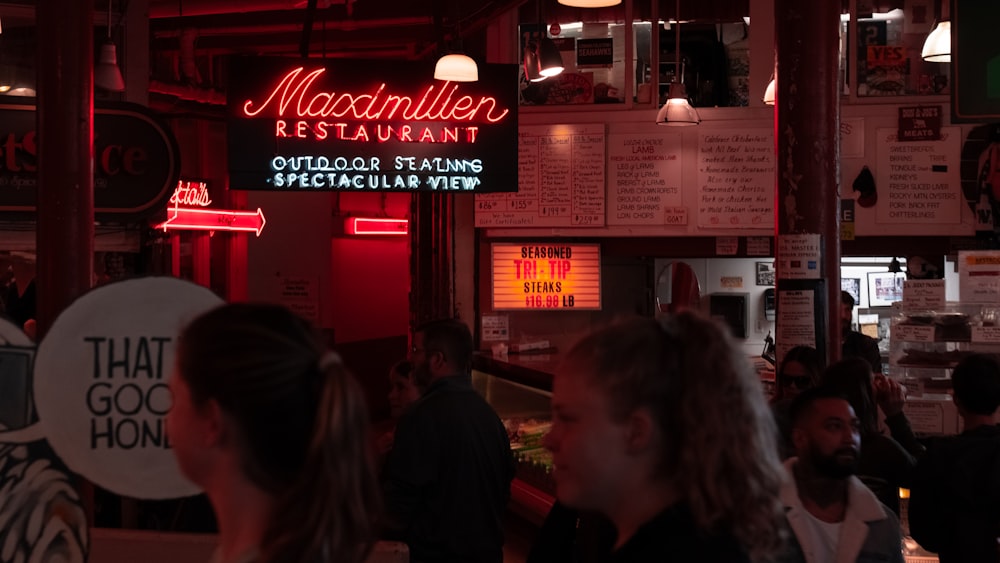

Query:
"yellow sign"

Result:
[[492, 243, 601, 310]]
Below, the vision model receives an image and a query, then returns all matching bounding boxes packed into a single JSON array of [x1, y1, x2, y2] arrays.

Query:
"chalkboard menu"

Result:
[[696, 130, 774, 229], [475, 124, 606, 227], [607, 133, 687, 226]]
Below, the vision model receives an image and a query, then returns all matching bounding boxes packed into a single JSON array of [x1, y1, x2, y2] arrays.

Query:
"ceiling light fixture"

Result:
[[763, 77, 776, 105], [434, 1, 477, 82], [656, 0, 699, 125], [921, 21, 950, 62], [95, 0, 125, 91], [537, 36, 564, 78], [523, 41, 544, 81], [558, 0, 621, 7]]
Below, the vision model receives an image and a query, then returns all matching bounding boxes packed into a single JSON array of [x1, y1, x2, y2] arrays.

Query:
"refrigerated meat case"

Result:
[[890, 304, 1000, 437], [472, 353, 556, 524]]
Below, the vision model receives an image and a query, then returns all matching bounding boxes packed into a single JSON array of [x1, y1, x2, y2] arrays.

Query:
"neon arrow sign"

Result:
[[156, 205, 267, 236]]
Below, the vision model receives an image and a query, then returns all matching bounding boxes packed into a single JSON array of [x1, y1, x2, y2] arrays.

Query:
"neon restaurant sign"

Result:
[[227, 57, 518, 193]]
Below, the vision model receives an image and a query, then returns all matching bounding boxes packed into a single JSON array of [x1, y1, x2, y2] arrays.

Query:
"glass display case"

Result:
[[473, 355, 556, 523], [889, 304, 1000, 435]]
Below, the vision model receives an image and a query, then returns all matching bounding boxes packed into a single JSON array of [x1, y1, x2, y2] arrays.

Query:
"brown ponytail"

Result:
[[177, 304, 380, 563]]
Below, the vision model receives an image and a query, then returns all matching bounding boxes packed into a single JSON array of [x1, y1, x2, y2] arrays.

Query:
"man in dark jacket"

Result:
[[840, 291, 882, 374], [909, 353, 1000, 563], [383, 319, 515, 563]]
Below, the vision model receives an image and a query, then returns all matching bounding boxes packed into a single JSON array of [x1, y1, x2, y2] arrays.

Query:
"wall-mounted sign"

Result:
[[0, 101, 180, 221], [227, 57, 518, 193], [475, 124, 605, 227], [876, 127, 961, 224], [696, 129, 774, 229], [154, 180, 267, 236], [959, 250, 1000, 304], [344, 217, 408, 236], [31, 277, 224, 499], [898, 106, 941, 141], [577, 38, 614, 67], [491, 243, 601, 310]]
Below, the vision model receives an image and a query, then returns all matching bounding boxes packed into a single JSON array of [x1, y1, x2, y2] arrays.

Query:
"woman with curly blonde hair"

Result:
[[168, 303, 380, 563], [542, 312, 786, 561]]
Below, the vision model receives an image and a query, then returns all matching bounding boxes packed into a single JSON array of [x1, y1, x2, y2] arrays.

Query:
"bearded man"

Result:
[[774, 386, 903, 563]]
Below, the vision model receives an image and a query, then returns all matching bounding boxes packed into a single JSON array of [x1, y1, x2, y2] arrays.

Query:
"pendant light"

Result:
[[523, 41, 545, 81], [95, 0, 125, 91], [921, 0, 950, 63], [763, 77, 776, 105], [434, 53, 478, 82], [921, 21, 950, 62], [537, 36, 564, 78], [434, 0, 478, 82], [522, 2, 563, 82], [656, 0, 700, 125]]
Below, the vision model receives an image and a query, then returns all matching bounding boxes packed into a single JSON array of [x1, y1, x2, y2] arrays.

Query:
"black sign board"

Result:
[[227, 57, 519, 193], [577, 38, 614, 67], [953, 0, 1000, 122], [0, 101, 180, 221]]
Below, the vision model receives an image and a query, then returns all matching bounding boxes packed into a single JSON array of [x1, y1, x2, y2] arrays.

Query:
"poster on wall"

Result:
[[875, 127, 961, 224], [606, 133, 685, 226], [226, 57, 518, 193], [475, 124, 606, 227], [696, 130, 774, 229]]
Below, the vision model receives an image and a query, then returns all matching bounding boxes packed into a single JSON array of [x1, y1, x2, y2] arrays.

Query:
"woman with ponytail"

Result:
[[167, 303, 380, 563]]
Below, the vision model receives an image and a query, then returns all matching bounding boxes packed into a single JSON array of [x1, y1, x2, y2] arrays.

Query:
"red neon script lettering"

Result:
[[169, 181, 212, 207], [242, 67, 509, 124]]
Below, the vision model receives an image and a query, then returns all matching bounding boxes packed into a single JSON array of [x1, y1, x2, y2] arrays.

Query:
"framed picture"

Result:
[[841, 278, 861, 305], [756, 262, 775, 286], [867, 272, 906, 307]]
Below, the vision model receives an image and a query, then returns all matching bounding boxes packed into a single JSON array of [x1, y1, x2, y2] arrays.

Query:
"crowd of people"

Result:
[[165, 297, 1000, 563]]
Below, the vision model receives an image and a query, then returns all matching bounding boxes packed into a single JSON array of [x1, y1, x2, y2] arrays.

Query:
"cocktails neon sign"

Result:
[[155, 181, 267, 236]]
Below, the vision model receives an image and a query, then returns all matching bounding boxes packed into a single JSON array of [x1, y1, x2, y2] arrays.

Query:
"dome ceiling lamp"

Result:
[[434, 0, 478, 82], [921, 0, 950, 62], [656, 0, 700, 125]]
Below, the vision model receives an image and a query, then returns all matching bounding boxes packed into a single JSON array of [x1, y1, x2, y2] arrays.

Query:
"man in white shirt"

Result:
[[775, 386, 903, 563]]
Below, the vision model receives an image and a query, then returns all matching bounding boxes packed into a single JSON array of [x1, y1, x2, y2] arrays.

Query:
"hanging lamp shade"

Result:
[[537, 37, 564, 78], [434, 53, 478, 82], [558, 0, 620, 6], [656, 82, 701, 126], [763, 78, 776, 105], [95, 40, 126, 92], [523, 42, 544, 81], [921, 20, 950, 62]]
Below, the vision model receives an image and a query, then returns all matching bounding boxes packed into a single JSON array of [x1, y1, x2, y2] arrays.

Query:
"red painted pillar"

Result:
[[36, 0, 95, 337], [774, 0, 842, 365]]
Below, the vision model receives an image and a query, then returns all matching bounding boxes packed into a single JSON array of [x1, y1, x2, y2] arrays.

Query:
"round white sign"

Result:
[[33, 277, 223, 499]]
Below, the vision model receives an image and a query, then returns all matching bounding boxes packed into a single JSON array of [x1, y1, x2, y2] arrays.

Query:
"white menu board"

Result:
[[696, 130, 774, 229], [475, 124, 605, 227], [607, 133, 684, 225], [876, 127, 961, 224]]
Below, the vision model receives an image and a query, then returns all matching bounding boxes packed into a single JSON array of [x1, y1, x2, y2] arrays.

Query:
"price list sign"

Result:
[[475, 124, 606, 227], [491, 243, 601, 310]]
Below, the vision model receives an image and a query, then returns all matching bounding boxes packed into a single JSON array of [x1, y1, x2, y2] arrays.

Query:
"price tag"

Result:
[[894, 324, 935, 342], [973, 326, 1000, 343]]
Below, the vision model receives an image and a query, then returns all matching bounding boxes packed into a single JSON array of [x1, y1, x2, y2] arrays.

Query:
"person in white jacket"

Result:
[[775, 386, 903, 563]]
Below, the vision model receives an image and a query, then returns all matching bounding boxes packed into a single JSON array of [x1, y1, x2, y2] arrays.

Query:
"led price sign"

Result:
[[227, 57, 518, 193], [491, 243, 601, 311]]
